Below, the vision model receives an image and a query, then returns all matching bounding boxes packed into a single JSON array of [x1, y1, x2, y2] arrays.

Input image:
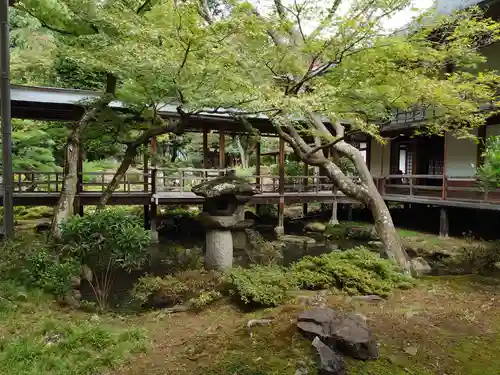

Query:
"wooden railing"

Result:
[[2, 171, 500, 205], [9, 171, 152, 193], [377, 174, 500, 203]]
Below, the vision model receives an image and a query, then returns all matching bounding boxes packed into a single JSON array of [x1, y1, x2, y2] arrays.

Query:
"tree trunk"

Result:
[[96, 119, 180, 209], [323, 158, 410, 273], [97, 145, 139, 209], [49, 127, 81, 240], [236, 137, 249, 169]]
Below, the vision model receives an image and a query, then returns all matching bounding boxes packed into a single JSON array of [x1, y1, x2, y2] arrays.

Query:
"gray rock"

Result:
[[410, 257, 432, 276], [192, 175, 257, 200], [297, 307, 379, 360], [305, 222, 327, 233], [312, 337, 346, 375], [232, 230, 248, 250], [352, 295, 384, 303], [280, 234, 316, 245], [367, 241, 384, 250], [70, 276, 81, 289]]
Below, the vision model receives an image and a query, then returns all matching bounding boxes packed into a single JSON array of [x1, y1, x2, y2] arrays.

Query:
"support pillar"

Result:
[[219, 130, 226, 170], [1, 0, 14, 239], [255, 141, 261, 215], [275, 136, 285, 237], [302, 162, 308, 217], [143, 150, 150, 229], [150, 136, 159, 242], [330, 189, 339, 226], [203, 126, 209, 169], [439, 207, 449, 238]]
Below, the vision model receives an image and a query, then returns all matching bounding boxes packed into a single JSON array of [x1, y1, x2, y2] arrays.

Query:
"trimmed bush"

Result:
[[228, 265, 296, 306], [291, 247, 414, 297], [60, 209, 151, 309], [132, 269, 225, 309]]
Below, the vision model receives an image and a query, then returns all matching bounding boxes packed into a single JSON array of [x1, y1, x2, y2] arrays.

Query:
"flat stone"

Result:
[[297, 307, 379, 360], [192, 176, 257, 200], [352, 295, 384, 303], [305, 222, 327, 233], [410, 257, 432, 276], [280, 234, 316, 245], [312, 337, 346, 375]]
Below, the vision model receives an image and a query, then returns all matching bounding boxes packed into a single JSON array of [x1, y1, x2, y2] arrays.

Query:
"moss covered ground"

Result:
[[106, 275, 500, 375]]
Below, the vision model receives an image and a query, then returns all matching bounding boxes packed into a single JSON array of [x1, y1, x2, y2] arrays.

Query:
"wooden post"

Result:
[[203, 126, 209, 169], [219, 130, 226, 170], [439, 207, 449, 238], [477, 125, 487, 168], [150, 137, 158, 242], [330, 188, 339, 226], [255, 141, 261, 215], [275, 136, 285, 236], [442, 134, 447, 200], [302, 162, 308, 216], [143, 148, 150, 229]]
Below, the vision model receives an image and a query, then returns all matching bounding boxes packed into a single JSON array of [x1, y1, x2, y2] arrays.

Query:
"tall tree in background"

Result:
[[14, 0, 500, 271], [194, 1, 500, 272]]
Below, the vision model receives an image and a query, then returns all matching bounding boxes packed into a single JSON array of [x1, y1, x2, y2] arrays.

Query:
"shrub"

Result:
[[440, 241, 500, 275], [0, 239, 79, 297], [477, 136, 500, 189], [132, 269, 225, 309], [228, 265, 296, 306], [291, 247, 414, 297], [22, 249, 80, 297], [159, 244, 203, 272], [244, 229, 283, 265], [60, 209, 151, 309]]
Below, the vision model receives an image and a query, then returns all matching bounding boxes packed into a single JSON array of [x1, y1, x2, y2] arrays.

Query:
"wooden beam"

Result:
[[276, 136, 285, 236], [219, 130, 225, 169], [439, 207, 449, 238], [203, 126, 209, 169], [302, 162, 308, 216], [255, 140, 261, 215], [442, 134, 447, 200]]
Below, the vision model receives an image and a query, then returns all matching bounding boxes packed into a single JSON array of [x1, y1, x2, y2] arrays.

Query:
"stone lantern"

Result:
[[192, 176, 257, 271]]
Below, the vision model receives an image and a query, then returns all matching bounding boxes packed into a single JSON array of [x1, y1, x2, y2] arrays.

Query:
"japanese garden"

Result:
[[1, 0, 500, 374]]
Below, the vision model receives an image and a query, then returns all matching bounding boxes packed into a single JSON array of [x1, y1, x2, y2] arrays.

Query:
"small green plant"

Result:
[[159, 244, 203, 272], [228, 265, 296, 306], [60, 209, 151, 310], [291, 247, 414, 296], [441, 241, 500, 275], [132, 270, 225, 309], [0, 238, 79, 298], [477, 136, 500, 190], [22, 249, 80, 297], [244, 229, 283, 265]]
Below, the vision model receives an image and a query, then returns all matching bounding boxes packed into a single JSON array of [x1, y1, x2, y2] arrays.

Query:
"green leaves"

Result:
[[477, 136, 500, 189]]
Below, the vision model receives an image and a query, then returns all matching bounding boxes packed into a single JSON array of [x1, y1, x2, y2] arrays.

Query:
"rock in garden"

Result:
[[312, 337, 346, 375], [279, 234, 316, 245], [297, 307, 379, 360], [305, 222, 327, 233], [352, 295, 384, 303], [367, 241, 384, 250], [410, 257, 432, 276], [70, 276, 81, 289]]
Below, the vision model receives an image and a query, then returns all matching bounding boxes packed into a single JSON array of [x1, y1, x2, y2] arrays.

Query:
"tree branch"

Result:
[[198, 0, 215, 24]]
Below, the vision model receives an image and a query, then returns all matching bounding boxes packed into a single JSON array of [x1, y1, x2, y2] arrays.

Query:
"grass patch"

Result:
[[0, 283, 147, 375]]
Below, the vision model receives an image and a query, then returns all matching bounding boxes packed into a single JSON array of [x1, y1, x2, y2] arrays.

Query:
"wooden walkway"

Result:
[[1, 169, 499, 211]]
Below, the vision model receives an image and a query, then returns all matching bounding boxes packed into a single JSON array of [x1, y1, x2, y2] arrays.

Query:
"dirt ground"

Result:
[[109, 275, 500, 375]]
